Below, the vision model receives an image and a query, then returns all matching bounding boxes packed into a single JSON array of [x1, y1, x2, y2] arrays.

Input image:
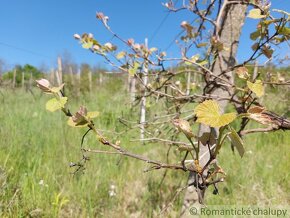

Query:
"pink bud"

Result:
[[35, 79, 51, 93], [96, 12, 104, 20], [73, 34, 81, 40]]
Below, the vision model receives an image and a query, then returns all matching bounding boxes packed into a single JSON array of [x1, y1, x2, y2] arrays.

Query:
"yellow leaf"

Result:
[[248, 9, 266, 19], [46, 97, 67, 112], [150, 47, 158, 53], [116, 51, 126, 59], [185, 54, 199, 65], [82, 41, 93, 49], [87, 111, 100, 119], [194, 100, 236, 127], [247, 80, 264, 97], [50, 84, 65, 93]]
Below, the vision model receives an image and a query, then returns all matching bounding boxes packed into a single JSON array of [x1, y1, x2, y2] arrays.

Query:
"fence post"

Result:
[[57, 57, 63, 85], [88, 70, 92, 93], [140, 38, 149, 142], [22, 71, 25, 89]]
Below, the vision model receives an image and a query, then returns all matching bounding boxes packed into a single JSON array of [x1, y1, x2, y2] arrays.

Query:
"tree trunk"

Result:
[[181, 1, 247, 216]]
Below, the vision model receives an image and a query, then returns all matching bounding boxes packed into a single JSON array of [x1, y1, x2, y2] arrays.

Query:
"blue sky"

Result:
[[0, 0, 289, 71]]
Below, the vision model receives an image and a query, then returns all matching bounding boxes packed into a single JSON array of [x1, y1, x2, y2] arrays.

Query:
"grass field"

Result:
[[0, 80, 289, 217]]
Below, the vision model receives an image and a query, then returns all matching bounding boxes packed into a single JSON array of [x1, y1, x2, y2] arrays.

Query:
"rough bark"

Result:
[[181, 1, 247, 217]]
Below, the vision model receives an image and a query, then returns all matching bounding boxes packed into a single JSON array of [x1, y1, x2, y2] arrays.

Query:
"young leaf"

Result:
[[235, 67, 249, 79], [67, 117, 88, 128], [87, 111, 100, 119], [36, 79, 52, 94], [172, 119, 195, 139], [46, 97, 67, 112], [198, 132, 216, 146], [185, 54, 200, 65], [228, 127, 245, 158], [248, 9, 266, 19], [250, 31, 261, 40], [262, 46, 273, 58], [116, 51, 126, 59], [247, 80, 264, 97], [82, 41, 93, 49], [194, 100, 236, 128], [196, 43, 208, 48], [276, 26, 290, 38], [72, 106, 88, 125], [128, 62, 140, 76], [50, 84, 65, 93]]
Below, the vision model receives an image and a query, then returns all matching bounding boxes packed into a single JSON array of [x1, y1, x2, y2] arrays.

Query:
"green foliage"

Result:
[[2, 64, 44, 86]]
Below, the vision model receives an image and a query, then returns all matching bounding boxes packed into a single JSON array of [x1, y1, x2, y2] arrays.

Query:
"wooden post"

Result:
[[55, 70, 61, 86], [253, 61, 258, 80], [22, 71, 25, 89], [130, 75, 136, 106], [29, 72, 33, 89], [88, 70, 92, 93], [140, 38, 149, 142], [12, 69, 16, 88], [57, 57, 63, 85], [99, 72, 103, 85], [69, 66, 74, 87], [50, 68, 55, 85], [77, 67, 81, 97]]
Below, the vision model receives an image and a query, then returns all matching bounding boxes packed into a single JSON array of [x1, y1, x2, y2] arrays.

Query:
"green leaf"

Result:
[[228, 126, 245, 158], [82, 41, 93, 49], [87, 111, 100, 119], [194, 100, 236, 128], [128, 62, 140, 76], [197, 59, 208, 66], [276, 26, 290, 36], [247, 80, 264, 97], [198, 132, 216, 146], [185, 54, 200, 65], [250, 31, 260, 40], [46, 97, 67, 112], [248, 9, 266, 19]]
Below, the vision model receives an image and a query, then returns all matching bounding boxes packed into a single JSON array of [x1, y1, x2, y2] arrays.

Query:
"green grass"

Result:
[[0, 81, 289, 217]]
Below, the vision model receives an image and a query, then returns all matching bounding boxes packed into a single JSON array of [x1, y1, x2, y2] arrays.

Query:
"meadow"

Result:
[[0, 76, 289, 217]]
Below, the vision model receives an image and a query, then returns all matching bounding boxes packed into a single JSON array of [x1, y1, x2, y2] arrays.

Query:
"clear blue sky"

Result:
[[0, 0, 289, 71]]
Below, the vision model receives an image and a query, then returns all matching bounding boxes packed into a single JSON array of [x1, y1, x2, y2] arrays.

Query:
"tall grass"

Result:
[[0, 81, 289, 217]]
